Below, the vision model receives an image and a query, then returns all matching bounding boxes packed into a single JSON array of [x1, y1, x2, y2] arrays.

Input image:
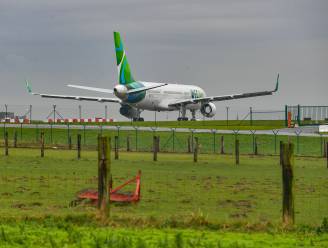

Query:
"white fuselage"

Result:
[[130, 82, 206, 111]]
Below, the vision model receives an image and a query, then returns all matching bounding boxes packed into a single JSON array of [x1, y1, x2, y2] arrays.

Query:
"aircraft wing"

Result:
[[67, 83, 167, 95], [169, 74, 279, 107], [67, 84, 113, 94], [26, 80, 120, 103]]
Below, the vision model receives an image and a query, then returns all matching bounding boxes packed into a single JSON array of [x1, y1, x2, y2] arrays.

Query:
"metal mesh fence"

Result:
[[0, 124, 327, 157]]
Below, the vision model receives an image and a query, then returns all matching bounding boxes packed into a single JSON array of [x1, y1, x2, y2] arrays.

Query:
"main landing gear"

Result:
[[177, 107, 197, 121], [132, 108, 144, 121]]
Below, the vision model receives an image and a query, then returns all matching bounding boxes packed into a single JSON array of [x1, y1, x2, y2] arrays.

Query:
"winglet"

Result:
[[25, 79, 32, 94], [274, 73, 279, 92]]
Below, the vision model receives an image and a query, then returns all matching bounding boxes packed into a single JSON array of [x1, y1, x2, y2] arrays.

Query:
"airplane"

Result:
[[26, 31, 279, 121]]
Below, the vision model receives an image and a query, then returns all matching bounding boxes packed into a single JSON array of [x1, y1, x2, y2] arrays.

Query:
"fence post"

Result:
[[250, 130, 256, 154], [83, 125, 86, 145], [220, 135, 224, 154], [50, 123, 53, 143], [97, 136, 111, 217], [67, 124, 70, 145], [14, 131, 17, 148], [114, 136, 119, 160], [68, 135, 72, 150], [127, 135, 131, 152], [254, 137, 258, 155], [153, 136, 158, 161], [116, 126, 121, 150], [187, 135, 191, 153], [20, 123, 23, 141], [157, 135, 160, 153], [40, 132, 45, 158], [190, 129, 195, 151], [4, 131, 8, 156], [281, 142, 295, 225], [323, 140, 327, 158], [193, 137, 198, 162], [280, 141, 283, 166], [171, 128, 175, 152], [235, 139, 240, 165], [134, 127, 138, 151], [326, 142, 328, 169], [212, 130, 216, 154], [77, 134, 81, 159]]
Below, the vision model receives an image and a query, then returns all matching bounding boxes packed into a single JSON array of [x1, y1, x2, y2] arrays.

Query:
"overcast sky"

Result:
[[0, 0, 327, 121]]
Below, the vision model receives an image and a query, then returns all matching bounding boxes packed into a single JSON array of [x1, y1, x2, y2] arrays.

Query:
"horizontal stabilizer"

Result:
[[67, 84, 113, 94]]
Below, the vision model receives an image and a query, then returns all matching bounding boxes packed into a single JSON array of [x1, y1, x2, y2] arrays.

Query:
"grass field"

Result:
[[0, 148, 327, 246], [1, 223, 328, 247], [0, 148, 327, 225], [1, 125, 327, 157], [26, 119, 286, 130]]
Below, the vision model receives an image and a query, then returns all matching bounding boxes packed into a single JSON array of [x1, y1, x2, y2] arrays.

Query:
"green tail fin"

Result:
[[113, 31, 135, 85]]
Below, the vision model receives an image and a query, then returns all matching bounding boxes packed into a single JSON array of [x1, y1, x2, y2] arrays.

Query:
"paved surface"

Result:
[[3, 123, 327, 137]]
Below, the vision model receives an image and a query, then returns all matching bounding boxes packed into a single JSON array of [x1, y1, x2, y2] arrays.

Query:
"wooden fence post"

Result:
[[187, 135, 191, 153], [114, 136, 119, 160], [14, 131, 17, 148], [153, 136, 158, 161], [40, 132, 45, 158], [323, 141, 327, 158], [68, 135, 72, 150], [193, 137, 198, 162], [235, 139, 240, 165], [77, 134, 81, 159], [126, 135, 131, 152], [254, 137, 258, 155], [280, 141, 283, 166], [97, 136, 111, 217], [220, 135, 224, 154], [157, 136, 160, 153], [326, 142, 328, 169], [4, 131, 8, 156], [281, 142, 295, 225]]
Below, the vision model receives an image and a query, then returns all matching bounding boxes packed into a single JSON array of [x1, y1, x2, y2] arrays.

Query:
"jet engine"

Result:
[[114, 84, 128, 100], [119, 104, 139, 119], [200, 102, 216, 118]]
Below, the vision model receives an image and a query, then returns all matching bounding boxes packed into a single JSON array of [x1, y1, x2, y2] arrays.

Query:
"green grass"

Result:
[[1, 222, 327, 247], [1, 126, 327, 157], [26, 119, 286, 130], [0, 148, 327, 226]]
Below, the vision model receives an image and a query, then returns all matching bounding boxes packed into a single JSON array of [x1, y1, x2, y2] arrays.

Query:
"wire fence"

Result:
[[0, 147, 327, 226], [0, 124, 327, 157]]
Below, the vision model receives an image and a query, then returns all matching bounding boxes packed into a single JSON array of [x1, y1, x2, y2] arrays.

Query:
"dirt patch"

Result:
[[30, 202, 42, 207], [1, 192, 13, 196], [229, 212, 248, 219]]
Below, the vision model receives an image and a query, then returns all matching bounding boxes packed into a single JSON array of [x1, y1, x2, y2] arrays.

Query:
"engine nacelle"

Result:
[[200, 102, 216, 118], [119, 104, 139, 119], [114, 84, 128, 100]]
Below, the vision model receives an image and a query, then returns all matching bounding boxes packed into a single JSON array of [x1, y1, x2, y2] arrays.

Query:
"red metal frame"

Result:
[[77, 170, 141, 203]]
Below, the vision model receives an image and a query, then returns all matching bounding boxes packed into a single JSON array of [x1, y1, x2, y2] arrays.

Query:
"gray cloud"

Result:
[[0, 0, 327, 120]]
